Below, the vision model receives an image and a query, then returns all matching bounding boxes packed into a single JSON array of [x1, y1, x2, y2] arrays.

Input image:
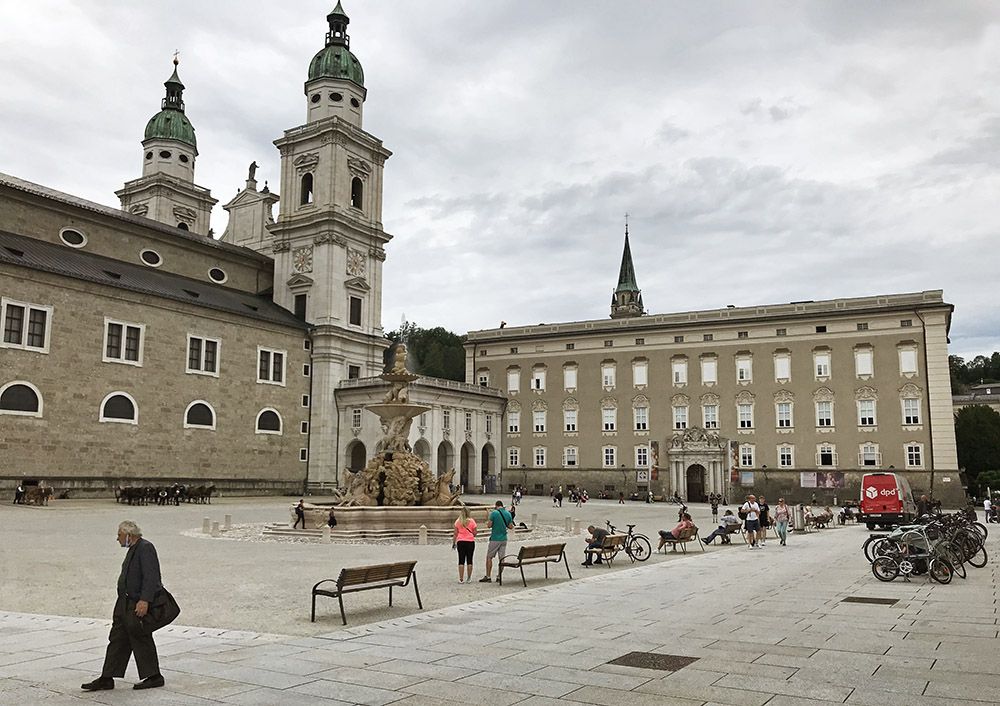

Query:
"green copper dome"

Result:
[[144, 110, 197, 149], [308, 45, 364, 86]]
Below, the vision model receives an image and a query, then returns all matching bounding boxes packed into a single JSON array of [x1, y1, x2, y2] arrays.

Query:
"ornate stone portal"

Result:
[[667, 426, 730, 502]]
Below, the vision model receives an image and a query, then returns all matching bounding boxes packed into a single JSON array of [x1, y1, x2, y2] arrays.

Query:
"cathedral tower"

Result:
[[269, 3, 393, 486], [116, 58, 217, 235], [610, 225, 644, 319]]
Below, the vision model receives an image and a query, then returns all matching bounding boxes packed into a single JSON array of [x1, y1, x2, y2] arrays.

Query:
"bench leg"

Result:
[[497, 565, 503, 586], [680, 541, 687, 554], [412, 571, 422, 609], [520, 566, 527, 588], [389, 584, 393, 607], [338, 593, 347, 626], [544, 563, 548, 579], [311, 592, 316, 623], [563, 552, 572, 580]]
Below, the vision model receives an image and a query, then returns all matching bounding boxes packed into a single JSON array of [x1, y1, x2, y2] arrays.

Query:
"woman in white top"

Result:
[[773, 498, 791, 546]]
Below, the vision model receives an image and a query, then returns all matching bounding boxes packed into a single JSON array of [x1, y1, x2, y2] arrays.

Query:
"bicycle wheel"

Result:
[[929, 558, 953, 584], [862, 536, 880, 562], [872, 557, 899, 582], [629, 535, 652, 562], [941, 547, 966, 579], [967, 546, 988, 568]]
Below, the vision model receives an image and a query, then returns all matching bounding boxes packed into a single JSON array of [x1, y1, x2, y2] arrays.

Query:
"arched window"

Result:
[[100, 392, 137, 424], [300, 173, 314, 205], [0, 381, 42, 417], [184, 401, 216, 429], [350, 177, 363, 209], [255, 408, 282, 435]]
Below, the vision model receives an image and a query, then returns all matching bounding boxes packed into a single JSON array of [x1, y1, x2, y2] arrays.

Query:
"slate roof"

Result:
[[0, 230, 307, 330]]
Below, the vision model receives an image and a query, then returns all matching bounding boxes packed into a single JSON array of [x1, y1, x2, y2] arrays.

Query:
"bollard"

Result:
[[564, 516, 572, 533], [792, 505, 805, 532], [202, 517, 211, 534], [573, 519, 581, 535], [322, 525, 331, 544], [833, 496, 838, 507], [418, 524, 428, 545], [211, 521, 220, 538], [531, 512, 538, 528], [224, 514, 232, 531]]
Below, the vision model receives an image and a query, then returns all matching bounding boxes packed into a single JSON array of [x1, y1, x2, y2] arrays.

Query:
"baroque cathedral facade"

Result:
[[0, 5, 503, 496]]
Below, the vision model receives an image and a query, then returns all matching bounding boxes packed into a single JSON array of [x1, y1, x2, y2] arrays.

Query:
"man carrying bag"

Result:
[[82, 520, 179, 691]]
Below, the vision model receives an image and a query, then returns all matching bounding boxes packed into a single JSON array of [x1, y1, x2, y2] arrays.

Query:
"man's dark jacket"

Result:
[[119, 538, 162, 603]]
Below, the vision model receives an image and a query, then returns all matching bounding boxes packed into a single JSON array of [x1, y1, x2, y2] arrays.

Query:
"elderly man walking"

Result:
[[81, 521, 166, 691]]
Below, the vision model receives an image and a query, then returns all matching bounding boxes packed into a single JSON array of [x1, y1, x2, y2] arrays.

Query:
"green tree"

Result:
[[955, 405, 1000, 493], [385, 323, 467, 382]]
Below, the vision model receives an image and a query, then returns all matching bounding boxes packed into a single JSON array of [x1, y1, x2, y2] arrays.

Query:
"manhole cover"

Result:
[[606, 652, 700, 671], [841, 597, 898, 606]]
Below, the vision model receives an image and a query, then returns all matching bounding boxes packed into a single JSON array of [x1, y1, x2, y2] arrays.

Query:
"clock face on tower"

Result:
[[346, 248, 366, 277], [292, 246, 314, 274]]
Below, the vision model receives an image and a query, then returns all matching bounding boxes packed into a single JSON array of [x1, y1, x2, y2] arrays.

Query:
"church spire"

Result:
[[325, 1, 351, 48], [610, 220, 644, 319], [162, 55, 186, 113]]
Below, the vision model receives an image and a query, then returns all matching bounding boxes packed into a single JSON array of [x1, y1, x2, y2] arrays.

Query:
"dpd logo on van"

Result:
[[865, 487, 879, 499]]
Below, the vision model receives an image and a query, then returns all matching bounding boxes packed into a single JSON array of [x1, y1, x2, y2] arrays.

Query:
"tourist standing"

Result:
[[81, 521, 166, 691], [293, 499, 306, 529], [741, 495, 761, 550], [13, 483, 25, 504], [757, 496, 770, 547], [479, 501, 513, 582], [452, 506, 478, 583], [326, 508, 338, 529], [773, 498, 790, 546], [985, 496, 993, 523], [710, 493, 719, 522]]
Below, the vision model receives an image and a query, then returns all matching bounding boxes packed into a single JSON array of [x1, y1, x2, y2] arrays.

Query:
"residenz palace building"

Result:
[[2, 5, 961, 506]]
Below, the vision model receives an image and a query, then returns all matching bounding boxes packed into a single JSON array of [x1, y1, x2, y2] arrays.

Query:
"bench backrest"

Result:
[[337, 561, 416, 588], [518, 543, 566, 560], [603, 534, 627, 549], [676, 527, 697, 541]]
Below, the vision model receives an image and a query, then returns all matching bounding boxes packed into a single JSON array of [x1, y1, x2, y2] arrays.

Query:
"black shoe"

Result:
[[81, 678, 114, 691], [594, 560, 603, 564], [581, 562, 591, 566], [478, 576, 492, 583], [133, 675, 165, 690]]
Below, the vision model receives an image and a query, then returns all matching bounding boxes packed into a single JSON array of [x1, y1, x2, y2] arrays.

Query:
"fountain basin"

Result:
[[290, 502, 492, 537]]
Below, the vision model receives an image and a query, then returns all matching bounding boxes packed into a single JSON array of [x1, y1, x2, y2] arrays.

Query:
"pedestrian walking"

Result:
[[452, 505, 478, 583], [757, 495, 770, 547], [618, 491, 625, 504], [13, 483, 25, 504], [740, 495, 761, 549], [479, 501, 513, 582], [293, 499, 306, 529], [81, 521, 171, 691], [773, 498, 790, 546]]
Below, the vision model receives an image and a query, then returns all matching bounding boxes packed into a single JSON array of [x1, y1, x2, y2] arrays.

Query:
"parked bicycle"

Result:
[[865, 511, 988, 585], [606, 521, 652, 562]]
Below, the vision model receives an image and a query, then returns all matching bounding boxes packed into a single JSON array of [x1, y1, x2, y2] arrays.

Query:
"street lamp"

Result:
[[621, 464, 628, 498], [520, 463, 527, 491]]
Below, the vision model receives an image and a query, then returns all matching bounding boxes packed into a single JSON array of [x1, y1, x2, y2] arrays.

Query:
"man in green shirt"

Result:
[[479, 501, 513, 582]]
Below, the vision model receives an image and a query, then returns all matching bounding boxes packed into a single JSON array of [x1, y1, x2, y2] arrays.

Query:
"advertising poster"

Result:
[[816, 471, 845, 489], [800, 472, 817, 488], [740, 471, 754, 486]]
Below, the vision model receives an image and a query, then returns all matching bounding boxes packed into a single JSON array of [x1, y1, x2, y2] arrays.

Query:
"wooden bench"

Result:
[[805, 513, 833, 530], [720, 523, 743, 544], [583, 534, 627, 566], [658, 526, 704, 554], [498, 542, 572, 586], [311, 560, 422, 625]]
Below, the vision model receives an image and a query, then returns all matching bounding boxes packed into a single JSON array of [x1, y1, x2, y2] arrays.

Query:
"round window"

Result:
[[140, 249, 162, 267], [350, 97, 360, 107], [330, 92, 343, 102], [179, 154, 189, 163], [145, 151, 153, 160], [59, 228, 87, 248], [310, 93, 321, 104], [208, 267, 228, 284], [159, 150, 172, 159]]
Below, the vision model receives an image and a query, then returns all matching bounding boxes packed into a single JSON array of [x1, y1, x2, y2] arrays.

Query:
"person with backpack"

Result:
[[479, 501, 514, 582], [740, 494, 761, 550]]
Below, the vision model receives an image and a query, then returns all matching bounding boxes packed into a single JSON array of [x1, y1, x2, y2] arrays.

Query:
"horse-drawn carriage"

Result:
[[115, 483, 216, 505]]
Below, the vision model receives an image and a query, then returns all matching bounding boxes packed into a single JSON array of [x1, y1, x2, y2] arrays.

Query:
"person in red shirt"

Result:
[[657, 513, 695, 551]]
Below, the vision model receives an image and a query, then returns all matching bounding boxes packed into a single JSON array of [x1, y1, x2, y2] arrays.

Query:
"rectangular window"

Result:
[[776, 328, 787, 337], [508, 447, 520, 467], [673, 406, 688, 430], [816, 325, 827, 333], [564, 367, 577, 390], [701, 358, 717, 384], [672, 360, 687, 384], [858, 399, 876, 426], [601, 363, 616, 388], [602, 407, 616, 432], [703, 333, 714, 341], [635, 406, 649, 431], [740, 445, 754, 467], [299, 448, 308, 462], [855, 349, 873, 377], [2, 299, 51, 353], [565, 343, 575, 350], [303, 363, 311, 377], [857, 322, 869, 331], [636, 446, 649, 467], [104, 319, 144, 365], [738, 331, 749, 339], [903, 398, 921, 425], [860, 443, 880, 467], [673, 335, 684, 343], [348, 296, 362, 326], [816, 401, 833, 427], [257, 347, 285, 384], [508, 411, 520, 433], [486, 414, 493, 434], [703, 404, 719, 429], [564, 447, 578, 467], [779, 446, 793, 467], [303, 339, 311, 350], [443, 410, 451, 430], [818, 446, 836, 466], [301, 394, 310, 407], [186, 335, 220, 375], [351, 408, 362, 427], [635, 338, 645, 346], [564, 408, 577, 432], [510, 347, 518, 354], [534, 447, 546, 467], [899, 349, 918, 375], [533, 410, 546, 433], [736, 357, 752, 382], [906, 444, 923, 468], [603, 446, 617, 467], [477, 371, 489, 386], [738, 403, 753, 429], [532, 368, 546, 390], [300, 421, 309, 434], [814, 351, 831, 379], [294, 293, 307, 320], [604, 340, 614, 348], [465, 411, 473, 432], [633, 361, 648, 386], [774, 354, 791, 381], [900, 319, 913, 328], [507, 369, 520, 393], [776, 402, 792, 428], [348, 364, 361, 379]]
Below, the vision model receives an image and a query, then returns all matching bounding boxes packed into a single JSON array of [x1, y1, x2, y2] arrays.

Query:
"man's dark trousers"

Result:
[[100, 597, 160, 680]]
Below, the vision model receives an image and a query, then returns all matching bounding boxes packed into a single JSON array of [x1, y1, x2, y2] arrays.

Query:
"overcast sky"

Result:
[[1, 1, 998, 359]]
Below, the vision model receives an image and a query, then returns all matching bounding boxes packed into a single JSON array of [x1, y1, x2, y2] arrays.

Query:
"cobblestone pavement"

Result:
[[1, 513, 996, 705]]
